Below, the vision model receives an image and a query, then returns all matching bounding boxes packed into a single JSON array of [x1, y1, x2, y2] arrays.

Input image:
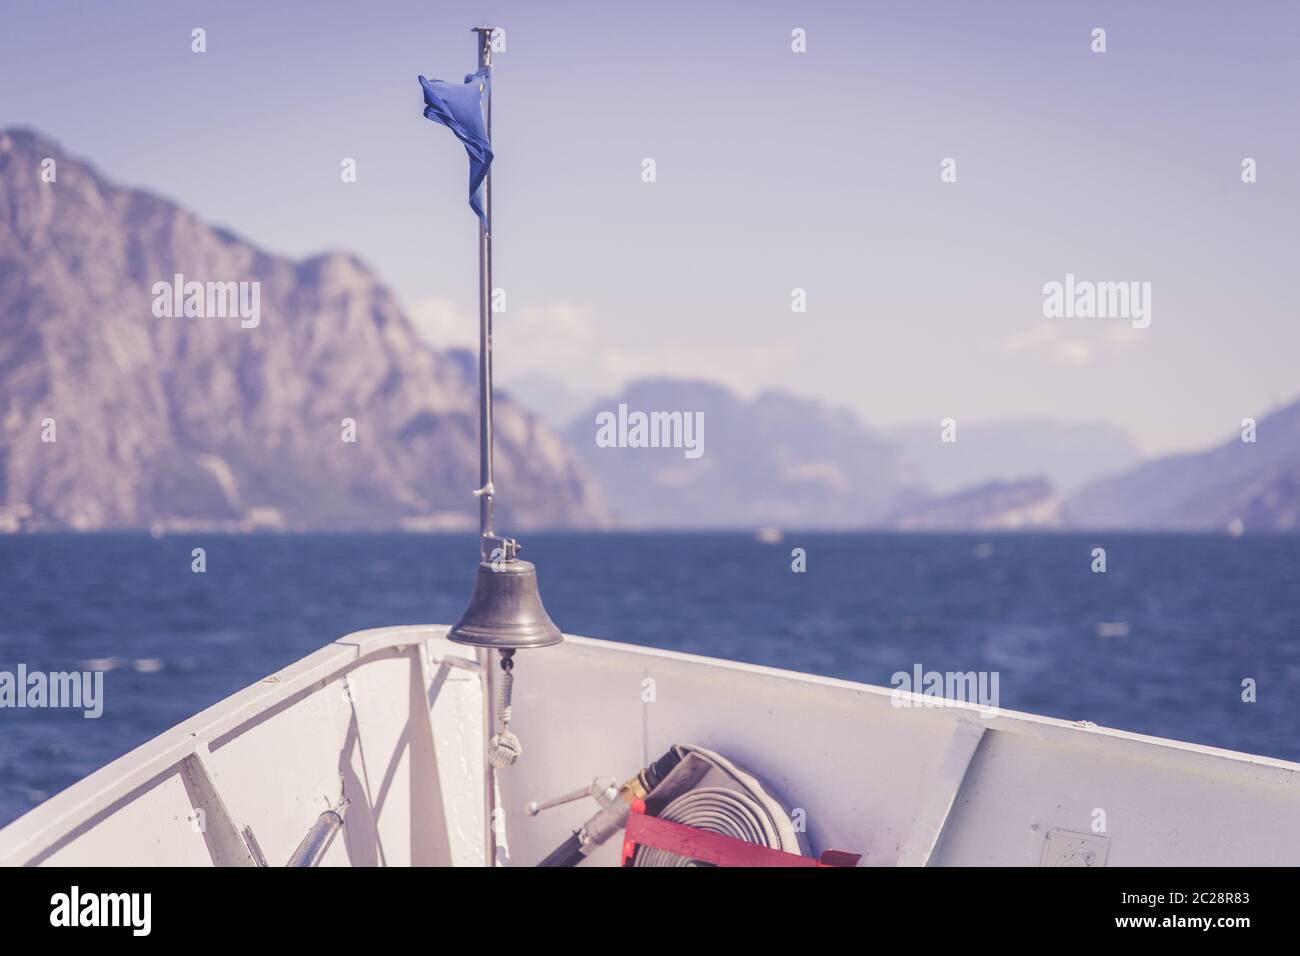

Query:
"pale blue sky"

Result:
[[3, 0, 1298, 453]]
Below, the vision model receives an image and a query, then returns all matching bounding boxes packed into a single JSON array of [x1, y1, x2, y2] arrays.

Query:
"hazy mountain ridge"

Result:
[[564, 378, 1096, 530], [1065, 400, 1300, 531], [885, 477, 1061, 531], [563, 378, 927, 529], [567, 376, 1300, 532], [0, 128, 606, 532], [887, 420, 1141, 496]]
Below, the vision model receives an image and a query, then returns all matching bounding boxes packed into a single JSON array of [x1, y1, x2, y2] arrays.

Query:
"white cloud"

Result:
[[406, 296, 787, 408], [407, 296, 479, 351], [1000, 322, 1143, 367]]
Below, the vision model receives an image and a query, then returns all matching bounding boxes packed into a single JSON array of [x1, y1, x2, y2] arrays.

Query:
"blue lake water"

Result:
[[1, 532, 1298, 828]]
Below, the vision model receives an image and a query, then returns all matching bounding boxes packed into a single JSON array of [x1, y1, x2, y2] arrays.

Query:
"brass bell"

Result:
[[447, 558, 563, 649]]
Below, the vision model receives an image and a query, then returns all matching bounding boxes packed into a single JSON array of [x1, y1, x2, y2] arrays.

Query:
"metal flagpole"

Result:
[[448, 24, 561, 658], [473, 26, 495, 553], [445, 24, 564, 866], [471, 24, 498, 872]]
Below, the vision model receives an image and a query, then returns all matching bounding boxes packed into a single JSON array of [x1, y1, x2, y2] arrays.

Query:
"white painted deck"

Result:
[[2, 624, 1298, 866]]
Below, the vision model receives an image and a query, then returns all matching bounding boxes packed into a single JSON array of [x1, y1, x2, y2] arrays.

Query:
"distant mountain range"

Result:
[[560, 377, 1106, 531], [1064, 401, 1300, 531], [886, 420, 1140, 496], [0, 128, 605, 532], [886, 477, 1060, 531], [4, 127, 1297, 534], [567, 378, 1300, 532], [560, 377, 1129, 530], [563, 379, 926, 529]]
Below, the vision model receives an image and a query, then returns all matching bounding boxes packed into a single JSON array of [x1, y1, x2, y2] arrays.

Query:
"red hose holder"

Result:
[[619, 800, 861, 867]]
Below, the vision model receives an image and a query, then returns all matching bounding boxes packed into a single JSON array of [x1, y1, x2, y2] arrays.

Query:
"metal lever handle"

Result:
[[526, 777, 616, 817]]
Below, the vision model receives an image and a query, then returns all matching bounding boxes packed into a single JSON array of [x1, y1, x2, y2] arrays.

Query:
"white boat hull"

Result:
[[3, 625, 1298, 866]]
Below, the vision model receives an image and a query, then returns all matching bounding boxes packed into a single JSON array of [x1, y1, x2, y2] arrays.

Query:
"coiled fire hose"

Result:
[[535, 745, 801, 866], [630, 786, 785, 867]]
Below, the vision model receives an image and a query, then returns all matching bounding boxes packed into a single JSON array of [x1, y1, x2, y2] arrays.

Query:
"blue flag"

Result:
[[419, 69, 493, 226]]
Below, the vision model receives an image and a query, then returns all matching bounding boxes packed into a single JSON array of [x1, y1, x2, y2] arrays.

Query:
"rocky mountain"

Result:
[[563, 379, 927, 529], [887, 420, 1140, 496], [1237, 463, 1300, 530], [1064, 399, 1300, 531], [0, 128, 606, 532], [885, 477, 1061, 531], [11, 127, 1293, 536]]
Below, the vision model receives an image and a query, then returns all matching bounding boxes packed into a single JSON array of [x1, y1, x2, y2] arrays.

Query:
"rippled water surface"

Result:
[[2, 532, 1297, 827]]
